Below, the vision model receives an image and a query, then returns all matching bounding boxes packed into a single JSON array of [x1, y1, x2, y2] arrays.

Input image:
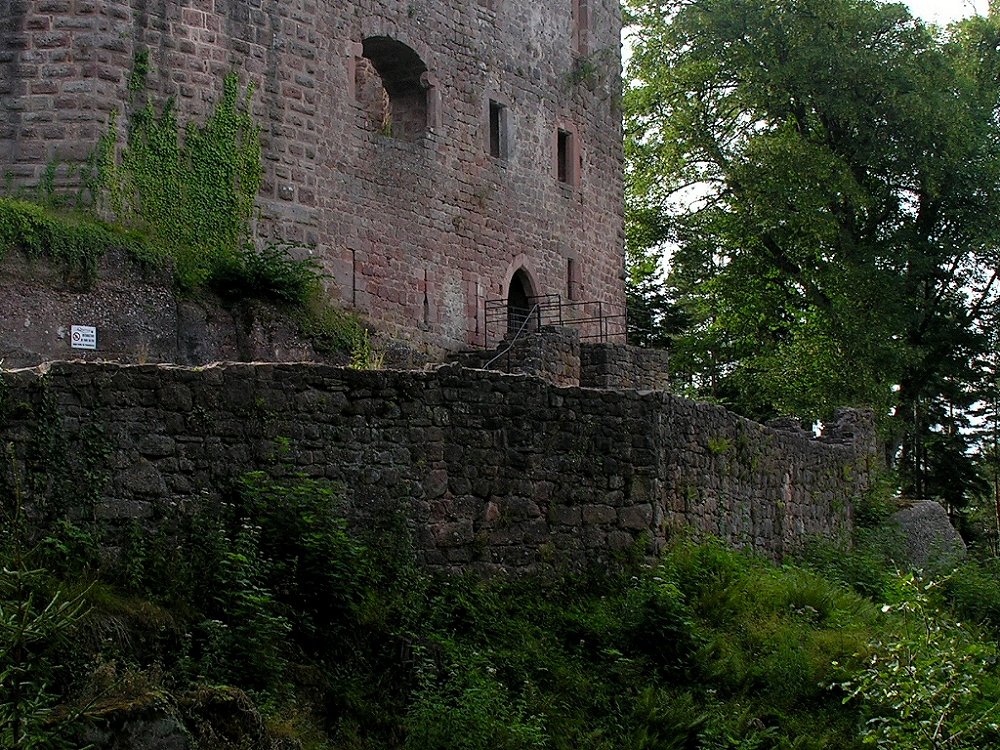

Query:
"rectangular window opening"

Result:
[[489, 99, 505, 159], [567, 258, 576, 300], [557, 129, 573, 184]]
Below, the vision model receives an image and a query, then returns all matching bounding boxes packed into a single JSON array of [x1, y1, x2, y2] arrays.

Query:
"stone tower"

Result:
[[0, 1, 626, 351]]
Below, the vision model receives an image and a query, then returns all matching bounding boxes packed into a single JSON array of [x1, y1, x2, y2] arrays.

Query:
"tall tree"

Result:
[[625, 0, 1000, 492]]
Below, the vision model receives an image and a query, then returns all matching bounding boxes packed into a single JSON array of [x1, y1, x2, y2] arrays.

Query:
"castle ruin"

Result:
[[0, 0, 626, 351]]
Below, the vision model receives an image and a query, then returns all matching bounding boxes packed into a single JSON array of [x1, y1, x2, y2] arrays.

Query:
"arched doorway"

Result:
[[506, 269, 534, 335]]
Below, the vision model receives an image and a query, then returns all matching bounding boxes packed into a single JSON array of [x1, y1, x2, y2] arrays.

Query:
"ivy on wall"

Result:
[[0, 51, 369, 356], [95, 63, 263, 291]]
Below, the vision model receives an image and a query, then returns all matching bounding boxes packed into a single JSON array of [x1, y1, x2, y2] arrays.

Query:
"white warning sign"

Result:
[[70, 325, 97, 350]]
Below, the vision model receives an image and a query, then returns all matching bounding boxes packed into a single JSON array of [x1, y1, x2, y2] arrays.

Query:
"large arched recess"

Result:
[[356, 36, 430, 141]]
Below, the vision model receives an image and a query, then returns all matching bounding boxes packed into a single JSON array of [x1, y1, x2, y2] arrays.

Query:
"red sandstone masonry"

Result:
[[0, 0, 626, 353]]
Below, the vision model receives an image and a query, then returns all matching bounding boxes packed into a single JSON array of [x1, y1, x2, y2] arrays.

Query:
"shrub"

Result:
[[235, 472, 370, 648], [796, 535, 896, 600], [620, 573, 701, 678], [839, 572, 1000, 750], [938, 557, 1000, 637], [405, 653, 547, 750], [207, 242, 323, 306]]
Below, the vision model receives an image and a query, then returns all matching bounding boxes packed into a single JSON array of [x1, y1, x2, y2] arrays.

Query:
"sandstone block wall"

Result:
[[449, 327, 581, 387], [0, 362, 873, 571], [580, 342, 670, 391], [0, 0, 626, 352]]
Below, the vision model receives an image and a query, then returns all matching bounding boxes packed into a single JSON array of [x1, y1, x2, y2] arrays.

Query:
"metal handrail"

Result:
[[483, 302, 541, 370], [482, 294, 627, 347]]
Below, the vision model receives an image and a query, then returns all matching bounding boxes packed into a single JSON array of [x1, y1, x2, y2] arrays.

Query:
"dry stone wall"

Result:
[[0, 362, 874, 571], [449, 327, 670, 392], [580, 342, 670, 391], [0, 0, 626, 352], [449, 327, 582, 387]]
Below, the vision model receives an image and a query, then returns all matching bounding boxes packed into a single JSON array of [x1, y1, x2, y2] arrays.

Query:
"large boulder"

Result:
[[82, 686, 295, 750], [890, 499, 967, 569]]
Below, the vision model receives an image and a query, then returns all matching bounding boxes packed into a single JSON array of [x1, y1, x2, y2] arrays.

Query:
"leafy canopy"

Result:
[[625, 0, 1000, 424]]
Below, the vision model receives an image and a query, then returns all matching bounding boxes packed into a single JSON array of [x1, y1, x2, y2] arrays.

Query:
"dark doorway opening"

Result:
[[507, 269, 534, 336]]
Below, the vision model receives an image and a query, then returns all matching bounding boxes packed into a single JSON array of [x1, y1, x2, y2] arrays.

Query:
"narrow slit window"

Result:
[[489, 100, 506, 159], [557, 129, 573, 184], [566, 258, 576, 300]]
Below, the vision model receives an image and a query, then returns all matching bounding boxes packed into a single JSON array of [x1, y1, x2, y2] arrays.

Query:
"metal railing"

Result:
[[483, 302, 542, 371], [482, 294, 627, 348]]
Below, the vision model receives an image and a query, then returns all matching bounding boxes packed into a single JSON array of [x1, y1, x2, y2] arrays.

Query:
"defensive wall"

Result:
[[0, 361, 876, 570], [0, 0, 626, 351], [449, 326, 671, 390]]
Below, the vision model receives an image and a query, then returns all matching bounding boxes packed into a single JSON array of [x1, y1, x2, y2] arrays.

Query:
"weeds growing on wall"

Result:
[[95, 70, 263, 292], [0, 197, 152, 284]]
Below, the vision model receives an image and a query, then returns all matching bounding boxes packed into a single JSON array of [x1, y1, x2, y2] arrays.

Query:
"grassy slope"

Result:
[[4, 480, 1000, 750]]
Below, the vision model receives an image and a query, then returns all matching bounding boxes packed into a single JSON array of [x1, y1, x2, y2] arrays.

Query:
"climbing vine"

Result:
[[0, 51, 367, 354], [96, 64, 263, 290]]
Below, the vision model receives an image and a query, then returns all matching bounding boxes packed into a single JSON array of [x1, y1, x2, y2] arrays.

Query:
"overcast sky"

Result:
[[905, 0, 981, 24]]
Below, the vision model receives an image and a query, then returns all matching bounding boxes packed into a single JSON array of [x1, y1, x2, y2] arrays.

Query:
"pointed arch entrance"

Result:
[[506, 268, 535, 335]]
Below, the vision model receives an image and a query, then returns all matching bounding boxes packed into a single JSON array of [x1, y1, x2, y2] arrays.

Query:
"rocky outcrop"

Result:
[[82, 686, 293, 750], [890, 500, 967, 569]]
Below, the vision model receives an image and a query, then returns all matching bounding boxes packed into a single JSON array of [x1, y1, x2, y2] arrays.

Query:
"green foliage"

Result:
[[208, 242, 323, 306], [852, 474, 899, 530], [348, 328, 386, 370], [0, 467, 91, 750], [296, 299, 368, 356], [0, 197, 152, 283], [619, 574, 700, 679], [0, 569, 91, 750], [235, 472, 370, 649], [12, 478, 1000, 750], [211, 519, 292, 690], [97, 72, 262, 291], [405, 652, 547, 750], [839, 573, 1000, 749], [938, 556, 1000, 637], [660, 540, 877, 710], [624, 0, 1000, 488], [796, 536, 896, 602], [707, 436, 731, 455]]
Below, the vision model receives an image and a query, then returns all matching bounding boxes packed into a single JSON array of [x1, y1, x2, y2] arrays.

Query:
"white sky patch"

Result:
[[905, 0, 980, 24]]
